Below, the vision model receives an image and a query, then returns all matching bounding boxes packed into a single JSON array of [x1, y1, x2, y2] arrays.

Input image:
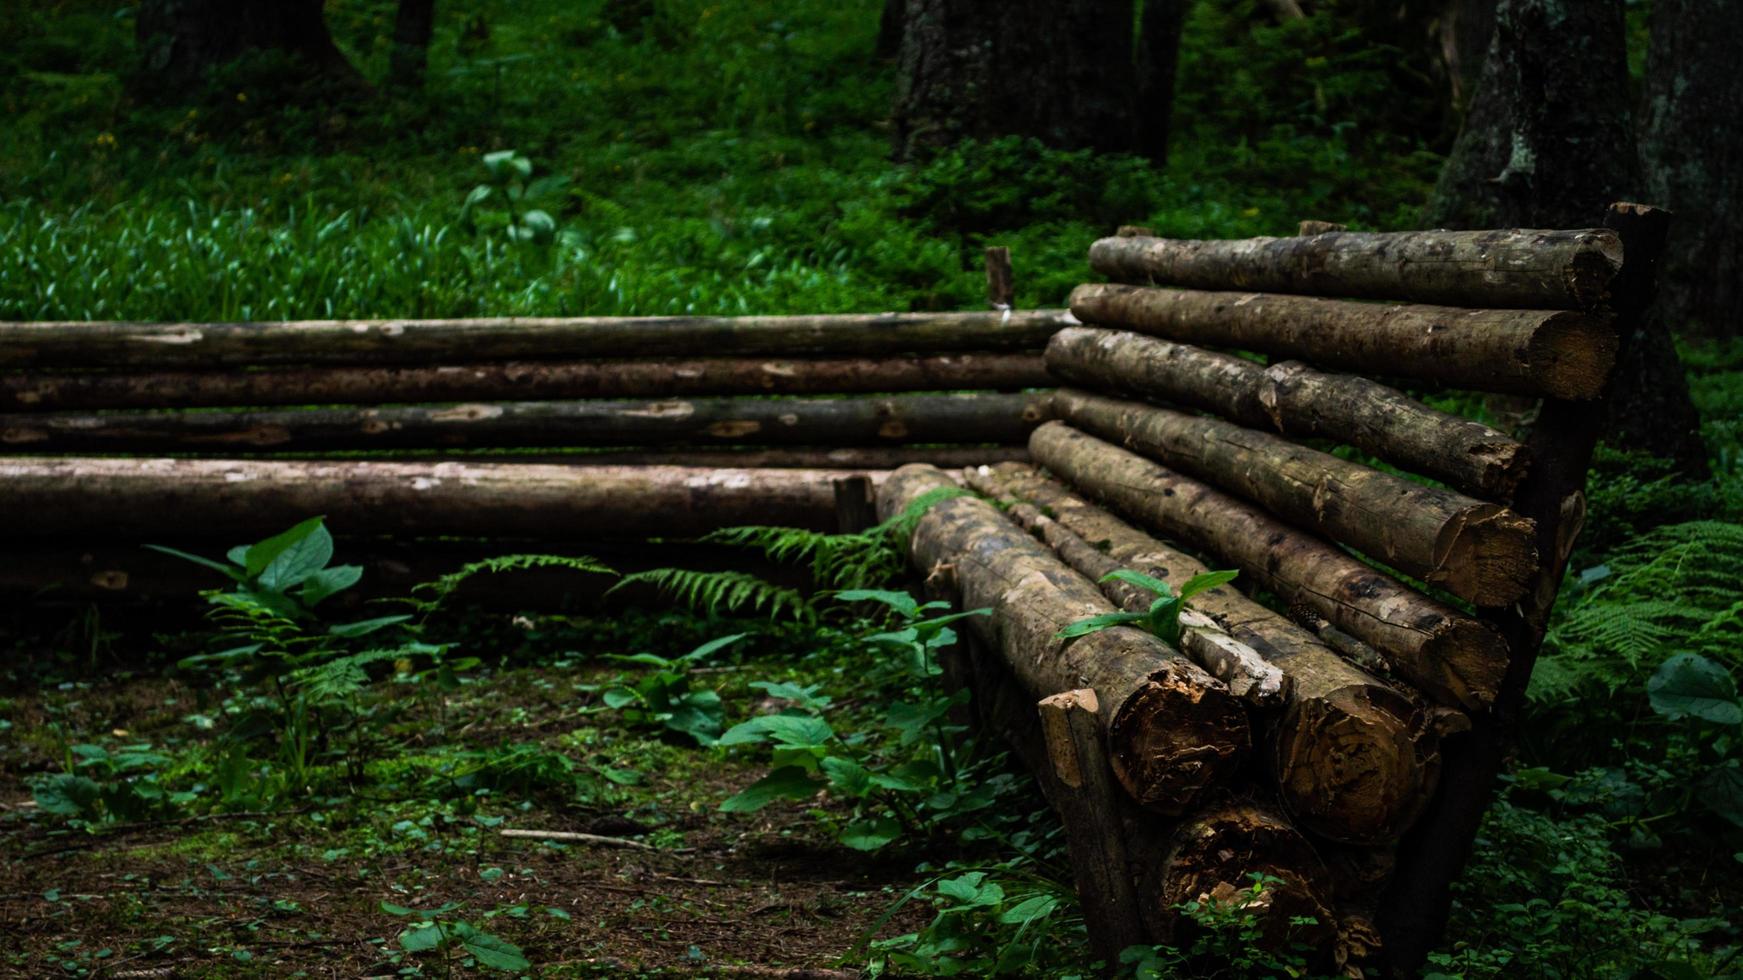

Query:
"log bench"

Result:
[[876, 203, 1667, 975]]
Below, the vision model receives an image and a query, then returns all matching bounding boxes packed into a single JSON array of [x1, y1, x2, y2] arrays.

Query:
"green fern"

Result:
[[607, 569, 811, 622], [411, 553, 617, 610], [1534, 521, 1743, 700]]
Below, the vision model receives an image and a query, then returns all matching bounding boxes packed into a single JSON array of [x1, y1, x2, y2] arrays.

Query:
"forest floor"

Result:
[[0, 610, 964, 978]]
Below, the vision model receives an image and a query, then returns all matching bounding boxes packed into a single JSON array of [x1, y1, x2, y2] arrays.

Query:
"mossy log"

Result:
[[0, 457, 867, 539], [0, 352, 1052, 412], [1053, 389, 1536, 606], [1044, 326, 1531, 499], [0, 310, 1074, 370], [0, 392, 1053, 454], [247, 446, 1033, 469], [876, 464, 1250, 814], [1087, 228, 1623, 310], [1028, 423, 1509, 709], [968, 462, 1442, 846], [1069, 283, 1617, 399]]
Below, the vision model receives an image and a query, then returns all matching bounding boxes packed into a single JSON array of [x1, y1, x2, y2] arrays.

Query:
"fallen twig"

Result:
[[498, 828, 690, 852]]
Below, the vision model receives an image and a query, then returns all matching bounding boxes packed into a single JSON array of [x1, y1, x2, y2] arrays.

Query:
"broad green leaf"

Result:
[[719, 766, 821, 813], [142, 544, 245, 581], [380, 902, 416, 916], [257, 520, 334, 591], [601, 688, 640, 710], [834, 589, 922, 618], [820, 756, 872, 797], [329, 614, 413, 639], [453, 923, 530, 972], [682, 632, 750, 663], [1055, 611, 1145, 640], [1100, 569, 1173, 597], [937, 872, 1002, 908], [1700, 763, 1743, 829], [997, 893, 1059, 925], [397, 923, 444, 953], [749, 680, 833, 711], [519, 209, 556, 244], [839, 815, 902, 851], [718, 714, 834, 749], [32, 773, 101, 817], [241, 517, 327, 581], [298, 564, 362, 605], [1648, 653, 1742, 724], [1178, 569, 1240, 600]]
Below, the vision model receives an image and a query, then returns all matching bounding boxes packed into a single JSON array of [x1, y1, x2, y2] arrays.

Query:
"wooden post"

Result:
[[1037, 689, 1149, 971], [832, 475, 878, 534], [984, 246, 1015, 311]]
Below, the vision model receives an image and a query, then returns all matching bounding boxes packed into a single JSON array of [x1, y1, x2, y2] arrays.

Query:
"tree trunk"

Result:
[[265, 446, 1033, 469], [1045, 326, 1532, 499], [877, 0, 906, 58], [135, 0, 362, 95], [0, 392, 1051, 454], [389, 0, 437, 89], [1135, 0, 1192, 162], [1052, 388, 1538, 606], [1070, 284, 1618, 400], [877, 464, 1250, 814], [0, 352, 1051, 412], [1, 311, 1070, 370], [1029, 422, 1510, 710], [968, 462, 1445, 846], [892, 0, 1138, 159], [1641, 0, 1743, 340], [0, 458, 869, 539]]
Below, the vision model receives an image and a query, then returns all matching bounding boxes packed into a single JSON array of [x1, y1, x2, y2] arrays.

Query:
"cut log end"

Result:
[[1422, 618, 1511, 709], [1274, 686, 1440, 845], [1533, 312, 1619, 399], [1149, 804, 1336, 952], [1105, 660, 1252, 815], [1427, 505, 1538, 607], [1564, 231, 1627, 308]]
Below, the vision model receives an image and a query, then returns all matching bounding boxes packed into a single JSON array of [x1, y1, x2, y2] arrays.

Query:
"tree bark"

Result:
[[1070, 283, 1617, 400], [876, 0, 906, 58], [1135, 0, 1191, 162], [968, 462, 1445, 846], [1045, 326, 1532, 500], [0, 392, 1052, 454], [135, 0, 363, 96], [0, 458, 872, 539], [1088, 228, 1624, 310], [1053, 389, 1538, 606], [877, 464, 1250, 814], [1641, 0, 1743, 340], [1029, 422, 1510, 710], [892, 0, 1139, 160], [0, 311, 1071, 370], [0, 352, 1050, 412], [270, 446, 1033, 469], [388, 0, 437, 89]]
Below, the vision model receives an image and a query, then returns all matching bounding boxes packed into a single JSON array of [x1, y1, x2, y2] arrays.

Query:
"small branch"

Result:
[[498, 828, 685, 852]]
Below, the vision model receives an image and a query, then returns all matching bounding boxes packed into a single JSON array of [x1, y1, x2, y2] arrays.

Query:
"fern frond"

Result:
[[413, 553, 618, 609], [608, 568, 811, 622]]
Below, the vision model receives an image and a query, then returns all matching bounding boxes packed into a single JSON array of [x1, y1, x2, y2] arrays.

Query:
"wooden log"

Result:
[[1144, 802, 1337, 952], [984, 247, 1016, 310], [1053, 389, 1537, 607], [1087, 227, 1624, 309], [876, 464, 1250, 814], [0, 458, 872, 539], [0, 352, 1054, 412], [261, 446, 1034, 469], [1069, 283, 1617, 400], [967, 462, 1442, 846], [1044, 326, 1531, 499], [1028, 423, 1509, 709], [0, 310, 1075, 370], [1036, 689, 1151, 968], [0, 392, 1054, 454]]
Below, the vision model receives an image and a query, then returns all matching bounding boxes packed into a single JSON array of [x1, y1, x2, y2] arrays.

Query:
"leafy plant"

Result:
[[607, 568, 811, 622], [866, 868, 1075, 977], [595, 632, 750, 745], [1646, 652, 1743, 829], [1120, 875, 1323, 980], [380, 901, 530, 975], [409, 553, 617, 612], [458, 149, 567, 245], [29, 742, 195, 826], [1056, 569, 1238, 645]]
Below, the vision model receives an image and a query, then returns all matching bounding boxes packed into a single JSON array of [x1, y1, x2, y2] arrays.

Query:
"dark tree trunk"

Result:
[[877, 0, 906, 58], [1434, 0, 1499, 117], [1425, 0, 1706, 475], [1135, 0, 1191, 162], [1640, 0, 1743, 339], [892, 0, 1138, 160], [135, 0, 362, 95], [389, 0, 437, 89]]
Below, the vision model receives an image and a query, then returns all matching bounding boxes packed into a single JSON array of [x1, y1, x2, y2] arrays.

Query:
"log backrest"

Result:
[[1040, 202, 1667, 968], [0, 312, 1063, 463]]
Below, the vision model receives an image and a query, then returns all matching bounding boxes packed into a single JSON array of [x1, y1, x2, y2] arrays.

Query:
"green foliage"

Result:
[[1057, 569, 1237, 645], [1646, 653, 1743, 830], [867, 869, 1076, 977], [409, 552, 618, 611], [1121, 875, 1326, 979], [459, 148, 568, 245], [608, 568, 811, 622], [595, 633, 750, 744], [29, 742, 195, 827], [380, 901, 530, 975]]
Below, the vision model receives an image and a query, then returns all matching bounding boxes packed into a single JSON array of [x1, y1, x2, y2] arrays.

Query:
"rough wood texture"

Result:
[[0, 310, 1075, 370], [1069, 283, 1617, 399], [1029, 423, 1508, 710], [1, 392, 1053, 454], [984, 247, 1015, 310], [1037, 690, 1150, 967], [969, 462, 1442, 846], [0, 458, 872, 539], [315, 446, 1033, 469], [1145, 803, 1336, 951], [1086, 228, 1623, 310], [877, 464, 1250, 814], [1045, 325, 1531, 499], [0, 352, 1052, 412], [1054, 389, 1537, 607]]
